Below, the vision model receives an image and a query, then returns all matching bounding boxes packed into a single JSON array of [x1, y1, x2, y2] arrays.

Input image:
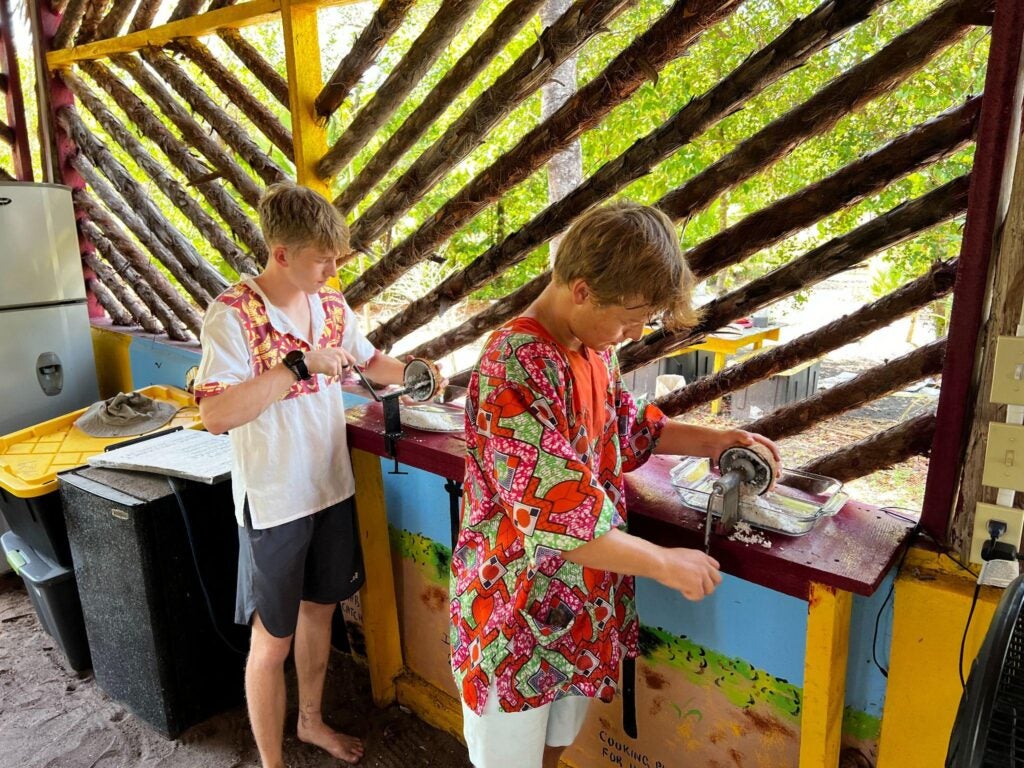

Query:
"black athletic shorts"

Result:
[[235, 496, 365, 638]]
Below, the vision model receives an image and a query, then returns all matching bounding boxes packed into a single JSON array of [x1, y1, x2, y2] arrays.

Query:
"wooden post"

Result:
[[0, 0, 33, 179], [350, 449, 404, 706], [280, 0, 327, 194], [957, 139, 1024, 552], [920, 0, 1024, 548], [799, 583, 852, 768]]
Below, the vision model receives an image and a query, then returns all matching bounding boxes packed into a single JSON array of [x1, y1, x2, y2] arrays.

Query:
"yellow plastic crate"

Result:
[[0, 386, 202, 499]]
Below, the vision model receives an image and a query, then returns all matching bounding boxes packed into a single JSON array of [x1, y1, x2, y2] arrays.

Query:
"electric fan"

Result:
[[947, 574, 1024, 766]]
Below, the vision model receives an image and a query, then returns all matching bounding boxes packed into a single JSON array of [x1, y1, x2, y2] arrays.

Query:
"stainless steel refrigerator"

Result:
[[0, 182, 99, 436]]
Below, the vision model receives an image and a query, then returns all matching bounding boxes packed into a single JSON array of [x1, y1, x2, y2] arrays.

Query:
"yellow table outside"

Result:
[[671, 325, 782, 414]]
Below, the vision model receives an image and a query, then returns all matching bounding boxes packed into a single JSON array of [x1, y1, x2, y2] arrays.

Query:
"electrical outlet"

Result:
[[970, 502, 1024, 565], [983, 422, 1024, 492], [991, 336, 1024, 406]]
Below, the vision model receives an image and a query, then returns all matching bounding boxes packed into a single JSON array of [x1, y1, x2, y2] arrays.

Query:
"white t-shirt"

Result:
[[194, 278, 375, 529]]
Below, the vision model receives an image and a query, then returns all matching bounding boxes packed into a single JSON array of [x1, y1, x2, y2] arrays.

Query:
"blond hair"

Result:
[[553, 202, 699, 331], [257, 182, 350, 256]]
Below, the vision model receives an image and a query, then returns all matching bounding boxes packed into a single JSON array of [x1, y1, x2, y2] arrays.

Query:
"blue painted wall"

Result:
[[125, 335, 893, 719]]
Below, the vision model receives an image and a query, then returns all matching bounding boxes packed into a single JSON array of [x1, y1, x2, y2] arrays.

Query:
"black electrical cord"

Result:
[[869, 508, 923, 678], [168, 476, 247, 656], [959, 582, 982, 690]]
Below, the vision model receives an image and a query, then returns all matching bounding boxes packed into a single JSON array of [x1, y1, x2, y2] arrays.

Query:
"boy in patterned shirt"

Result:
[[196, 183, 433, 768], [450, 203, 780, 767]]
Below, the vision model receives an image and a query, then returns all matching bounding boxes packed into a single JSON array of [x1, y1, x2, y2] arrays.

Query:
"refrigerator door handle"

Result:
[[36, 352, 64, 396]]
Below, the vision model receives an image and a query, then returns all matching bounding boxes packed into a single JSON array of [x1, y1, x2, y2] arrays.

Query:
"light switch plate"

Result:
[[971, 502, 1024, 564], [983, 422, 1024, 492], [991, 336, 1024, 405]]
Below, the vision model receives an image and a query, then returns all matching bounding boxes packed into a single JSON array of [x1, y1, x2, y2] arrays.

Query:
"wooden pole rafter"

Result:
[[65, 65, 261, 278], [350, 0, 746, 321], [345, 0, 638, 255], [217, 27, 288, 107], [334, 0, 550, 214], [315, 0, 416, 120], [654, 259, 958, 415], [742, 338, 947, 441], [800, 411, 936, 482], [74, 188, 205, 336], [620, 175, 971, 371], [317, 0, 487, 179], [168, 36, 294, 161]]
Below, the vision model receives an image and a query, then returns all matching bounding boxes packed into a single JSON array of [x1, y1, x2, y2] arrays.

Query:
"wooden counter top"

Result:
[[347, 405, 915, 600]]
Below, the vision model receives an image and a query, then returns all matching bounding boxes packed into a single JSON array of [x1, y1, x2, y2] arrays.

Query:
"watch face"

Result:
[[284, 349, 303, 366]]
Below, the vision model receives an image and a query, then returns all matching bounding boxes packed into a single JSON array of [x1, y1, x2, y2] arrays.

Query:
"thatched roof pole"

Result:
[[345, 0, 637, 252], [656, 0, 983, 224], [138, 48, 287, 187], [799, 411, 935, 483], [75, 0, 110, 46], [317, 0, 488, 179], [412, 272, 549, 366], [64, 67, 260, 277], [85, 267, 135, 327], [620, 175, 970, 371], [82, 249, 165, 334], [81, 61, 266, 265], [686, 97, 980, 279], [208, 0, 239, 9], [344, 0, 740, 298], [53, 0, 89, 49], [59, 106, 227, 301], [334, 0, 549, 213], [743, 338, 946, 441], [71, 151, 215, 307], [0, 121, 12, 146], [95, 2, 137, 41], [169, 0, 207, 22], [105, 54, 266, 213], [169, 37, 294, 161], [440, 96, 970, 369], [82, 228, 193, 340], [217, 28, 288, 107], [315, 0, 416, 119], [74, 188, 204, 336], [361, 0, 745, 339], [655, 259, 958, 415], [348, 0, 887, 311], [129, 0, 163, 33]]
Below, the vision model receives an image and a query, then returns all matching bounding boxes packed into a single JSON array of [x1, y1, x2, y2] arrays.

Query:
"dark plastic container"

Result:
[[2, 530, 91, 672], [59, 466, 247, 738], [0, 487, 72, 568]]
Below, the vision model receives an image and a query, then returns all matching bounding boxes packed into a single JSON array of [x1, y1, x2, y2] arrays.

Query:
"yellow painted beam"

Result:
[[877, 547, 999, 768], [47, 0, 282, 69], [351, 449, 404, 706], [396, 672, 465, 742], [280, 0, 329, 195], [799, 582, 852, 768], [90, 325, 133, 397], [45, 0, 362, 69]]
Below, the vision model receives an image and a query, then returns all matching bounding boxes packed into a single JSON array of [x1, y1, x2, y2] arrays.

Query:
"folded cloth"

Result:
[[75, 392, 179, 437]]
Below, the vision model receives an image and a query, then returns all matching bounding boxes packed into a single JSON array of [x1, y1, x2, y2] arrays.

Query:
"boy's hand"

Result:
[[305, 346, 359, 377], [657, 548, 722, 601]]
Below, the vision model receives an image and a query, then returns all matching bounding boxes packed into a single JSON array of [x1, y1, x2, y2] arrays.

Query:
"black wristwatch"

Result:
[[283, 349, 311, 381]]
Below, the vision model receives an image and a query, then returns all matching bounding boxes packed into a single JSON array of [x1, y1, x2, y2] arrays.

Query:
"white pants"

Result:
[[461, 683, 591, 768]]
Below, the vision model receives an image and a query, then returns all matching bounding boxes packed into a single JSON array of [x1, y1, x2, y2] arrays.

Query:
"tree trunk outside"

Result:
[[542, 0, 583, 262]]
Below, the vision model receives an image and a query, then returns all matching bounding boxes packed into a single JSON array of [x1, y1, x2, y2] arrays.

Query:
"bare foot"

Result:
[[297, 719, 365, 765]]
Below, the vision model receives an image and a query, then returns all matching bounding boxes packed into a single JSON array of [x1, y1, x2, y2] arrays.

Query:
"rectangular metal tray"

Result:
[[669, 457, 848, 536]]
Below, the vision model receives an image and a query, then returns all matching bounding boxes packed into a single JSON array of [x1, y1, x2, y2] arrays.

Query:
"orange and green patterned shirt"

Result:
[[450, 318, 667, 714]]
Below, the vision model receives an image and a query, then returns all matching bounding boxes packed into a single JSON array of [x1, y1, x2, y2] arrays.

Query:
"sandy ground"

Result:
[[0, 574, 471, 768]]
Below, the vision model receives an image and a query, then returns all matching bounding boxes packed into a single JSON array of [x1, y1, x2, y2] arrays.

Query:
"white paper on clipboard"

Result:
[[87, 429, 232, 484]]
